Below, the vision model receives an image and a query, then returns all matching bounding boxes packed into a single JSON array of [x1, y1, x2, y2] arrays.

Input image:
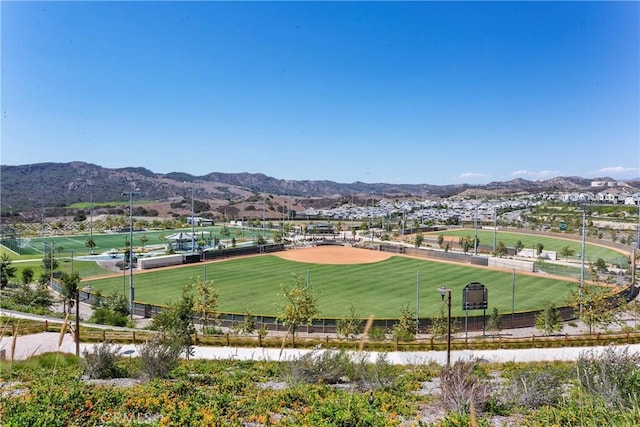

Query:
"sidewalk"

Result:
[[3, 307, 640, 364], [3, 329, 640, 365]]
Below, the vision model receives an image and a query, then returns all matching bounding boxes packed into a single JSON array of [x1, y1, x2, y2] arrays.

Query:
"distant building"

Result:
[[306, 222, 335, 234], [187, 216, 213, 226], [596, 188, 629, 204], [591, 180, 618, 188], [624, 193, 640, 206]]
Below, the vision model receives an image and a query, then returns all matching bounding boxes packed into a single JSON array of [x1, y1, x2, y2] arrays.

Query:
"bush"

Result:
[[82, 341, 124, 379], [577, 345, 640, 408], [500, 364, 566, 409], [440, 359, 494, 416], [351, 352, 400, 391], [368, 326, 386, 342], [90, 307, 130, 327], [137, 336, 182, 380], [287, 349, 353, 385]]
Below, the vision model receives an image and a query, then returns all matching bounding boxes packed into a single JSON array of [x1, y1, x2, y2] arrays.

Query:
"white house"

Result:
[[624, 193, 640, 206]]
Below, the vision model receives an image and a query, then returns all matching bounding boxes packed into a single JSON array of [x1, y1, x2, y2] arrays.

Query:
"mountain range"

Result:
[[1, 161, 636, 212]]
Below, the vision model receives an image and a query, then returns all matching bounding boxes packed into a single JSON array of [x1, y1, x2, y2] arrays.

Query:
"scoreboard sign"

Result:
[[462, 282, 488, 310]]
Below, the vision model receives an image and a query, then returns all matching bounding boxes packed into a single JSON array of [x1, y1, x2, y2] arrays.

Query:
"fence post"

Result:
[[325, 335, 329, 344], [194, 331, 198, 345], [532, 334, 535, 347], [395, 337, 399, 351], [258, 334, 262, 347], [430, 336, 434, 351], [499, 335, 502, 349], [132, 331, 136, 343], [627, 332, 630, 344], [596, 333, 600, 344], [45, 320, 48, 330], [102, 330, 106, 342], [564, 333, 568, 346], [226, 333, 230, 347]]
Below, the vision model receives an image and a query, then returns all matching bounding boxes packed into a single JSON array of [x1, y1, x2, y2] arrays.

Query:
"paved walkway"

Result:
[[3, 307, 640, 364], [3, 330, 640, 364]]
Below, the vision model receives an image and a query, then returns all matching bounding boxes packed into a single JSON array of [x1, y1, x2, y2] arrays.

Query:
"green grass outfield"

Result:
[[84, 255, 579, 318], [425, 229, 628, 266]]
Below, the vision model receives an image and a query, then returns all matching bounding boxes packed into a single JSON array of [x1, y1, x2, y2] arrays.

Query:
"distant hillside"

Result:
[[0, 161, 631, 211]]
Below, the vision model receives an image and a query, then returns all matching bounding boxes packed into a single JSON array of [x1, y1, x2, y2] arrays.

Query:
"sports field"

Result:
[[426, 229, 628, 266], [7, 225, 270, 259], [83, 246, 580, 318]]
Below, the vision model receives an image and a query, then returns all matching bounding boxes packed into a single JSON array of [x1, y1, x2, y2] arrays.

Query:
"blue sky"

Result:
[[2, 1, 638, 185]]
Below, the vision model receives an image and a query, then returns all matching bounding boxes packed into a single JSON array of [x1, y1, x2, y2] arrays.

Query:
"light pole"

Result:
[[580, 206, 586, 313], [474, 198, 479, 255], [190, 187, 195, 254], [122, 190, 139, 318], [438, 286, 452, 367], [415, 271, 420, 334], [89, 184, 94, 254]]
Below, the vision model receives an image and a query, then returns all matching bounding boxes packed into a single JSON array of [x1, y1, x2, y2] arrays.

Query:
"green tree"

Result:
[[392, 304, 416, 341], [85, 237, 97, 255], [41, 244, 59, 282], [21, 267, 34, 285], [277, 274, 320, 342], [429, 306, 449, 339], [151, 286, 196, 358], [90, 293, 130, 327], [191, 276, 220, 333], [336, 304, 363, 341], [535, 302, 563, 336], [515, 240, 524, 254], [494, 241, 508, 258], [536, 242, 544, 256], [139, 234, 149, 253], [559, 245, 575, 261], [437, 234, 444, 248], [569, 285, 622, 334], [10, 283, 53, 310], [594, 258, 608, 272], [414, 232, 424, 248], [0, 253, 17, 290], [486, 307, 502, 336], [459, 236, 474, 253], [59, 271, 81, 315], [232, 308, 256, 336]]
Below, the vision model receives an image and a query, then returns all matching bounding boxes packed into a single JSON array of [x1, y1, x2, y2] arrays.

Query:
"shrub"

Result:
[[351, 352, 400, 391], [82, 341, 124, 379], [576, 345, 640, 408], [500, 365, 566, 409], [287, 349, 352, 385], [368, 326, 386, 342], [440, 359, 494, 416], [137, 336, 182, 380]]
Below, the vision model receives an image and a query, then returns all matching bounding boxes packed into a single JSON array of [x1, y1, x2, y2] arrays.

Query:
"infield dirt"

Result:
[[274, 245, 392, 264]]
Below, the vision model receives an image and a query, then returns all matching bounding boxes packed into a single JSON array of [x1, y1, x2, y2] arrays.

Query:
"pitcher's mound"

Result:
[[275, 245, 392, 264]]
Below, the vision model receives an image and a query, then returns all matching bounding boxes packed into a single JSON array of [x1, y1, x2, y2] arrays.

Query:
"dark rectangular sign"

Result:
[[463, 282, 488, 310]]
